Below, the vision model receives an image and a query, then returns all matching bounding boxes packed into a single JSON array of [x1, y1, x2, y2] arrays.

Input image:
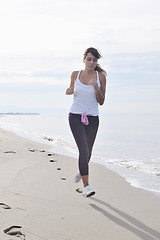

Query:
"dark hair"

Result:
[[84, 47, 106, 74]]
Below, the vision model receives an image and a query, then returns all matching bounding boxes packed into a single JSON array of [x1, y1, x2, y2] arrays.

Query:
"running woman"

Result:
[[66, 47, 106, 197]]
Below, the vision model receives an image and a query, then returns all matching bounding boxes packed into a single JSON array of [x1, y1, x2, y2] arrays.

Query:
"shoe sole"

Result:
[[86, 191, 95, 197]]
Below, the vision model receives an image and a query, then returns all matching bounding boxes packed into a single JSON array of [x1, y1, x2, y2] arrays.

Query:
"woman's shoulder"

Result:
[[71, 70, 79, 77], [71, 71, 79, 80], [98, 71, 107, 82]]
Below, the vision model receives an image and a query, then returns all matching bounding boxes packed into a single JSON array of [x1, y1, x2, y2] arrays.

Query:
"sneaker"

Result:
[[74, 172, 81, 183], [83, 185, 95, 197]]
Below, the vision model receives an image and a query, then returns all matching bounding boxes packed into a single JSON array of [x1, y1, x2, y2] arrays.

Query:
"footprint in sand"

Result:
[[61, 177, 66, 181], [29, 149, 49, 153], [4, 226, 25, 239], [39, 150, 46, 152], [0, 203, 11, 209], [50, 159, 56, 163], [47, 153, 53, 156], [28, 148, 37, 152], [4, 151, 16, 154], [47, 153, 56, 156]]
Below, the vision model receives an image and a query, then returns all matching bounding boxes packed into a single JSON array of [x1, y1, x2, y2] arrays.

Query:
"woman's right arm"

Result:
[[66, 71, 78, 95]]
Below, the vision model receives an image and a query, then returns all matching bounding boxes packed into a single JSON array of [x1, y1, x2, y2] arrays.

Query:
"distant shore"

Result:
[[0, 128, 160, 240], [0, 112, 40, 116]]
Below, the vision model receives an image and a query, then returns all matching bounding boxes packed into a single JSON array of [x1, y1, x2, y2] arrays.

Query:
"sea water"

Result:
[[0, 113, 160, 196]]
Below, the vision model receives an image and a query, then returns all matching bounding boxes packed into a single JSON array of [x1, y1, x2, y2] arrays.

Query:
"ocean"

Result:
[[0, 113, 160, 196]]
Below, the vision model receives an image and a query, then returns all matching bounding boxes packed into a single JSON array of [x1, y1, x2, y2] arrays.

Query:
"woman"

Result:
[[66, 47, 106, 197]]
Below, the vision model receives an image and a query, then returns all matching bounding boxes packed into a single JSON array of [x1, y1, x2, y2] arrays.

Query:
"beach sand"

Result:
[[0, 128, 160, 240]]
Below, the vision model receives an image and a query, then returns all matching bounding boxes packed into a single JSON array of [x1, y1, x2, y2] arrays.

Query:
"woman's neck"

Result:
[[83, 69, 95, 76]]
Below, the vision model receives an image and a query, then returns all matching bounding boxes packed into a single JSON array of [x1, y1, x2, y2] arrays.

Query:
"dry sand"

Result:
[[0, 128, 160, 240]]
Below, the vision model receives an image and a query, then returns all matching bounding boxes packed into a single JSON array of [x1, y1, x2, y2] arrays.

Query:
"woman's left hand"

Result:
[[89, 79, 99, 90]]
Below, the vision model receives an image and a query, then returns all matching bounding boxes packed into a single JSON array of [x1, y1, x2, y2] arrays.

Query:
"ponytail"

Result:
[[95, 64, 106, 75]]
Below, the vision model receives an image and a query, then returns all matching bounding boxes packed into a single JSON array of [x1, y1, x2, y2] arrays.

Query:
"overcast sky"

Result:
[[0, 0, 160, 115]]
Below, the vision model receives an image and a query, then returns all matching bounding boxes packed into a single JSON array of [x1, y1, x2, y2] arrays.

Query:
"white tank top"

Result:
[[70, 71, 101, 116]]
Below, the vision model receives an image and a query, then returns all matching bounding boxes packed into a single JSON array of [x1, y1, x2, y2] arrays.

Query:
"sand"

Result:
[[0, 128, 160, 240]]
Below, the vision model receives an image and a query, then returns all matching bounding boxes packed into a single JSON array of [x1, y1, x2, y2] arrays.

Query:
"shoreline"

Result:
[[0, 114, 160, 196], [0, 128, 160, 239]]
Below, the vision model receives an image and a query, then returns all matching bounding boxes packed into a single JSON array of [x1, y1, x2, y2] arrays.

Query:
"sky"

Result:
[[0, 0, 160, 115]]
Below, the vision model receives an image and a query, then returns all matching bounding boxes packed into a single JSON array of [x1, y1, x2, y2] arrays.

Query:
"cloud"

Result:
[[0, 74, 67, 86]]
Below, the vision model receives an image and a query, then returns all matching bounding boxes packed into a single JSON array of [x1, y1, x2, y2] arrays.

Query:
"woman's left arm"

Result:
[[93, 72, 106, 105]]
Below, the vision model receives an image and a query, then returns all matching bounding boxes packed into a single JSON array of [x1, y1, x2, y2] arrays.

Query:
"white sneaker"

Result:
[[83, 185, 95, 197], [74, 172, 81, 183]]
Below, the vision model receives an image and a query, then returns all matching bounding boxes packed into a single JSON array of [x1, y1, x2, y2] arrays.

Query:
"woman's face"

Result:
[[83, 52, 98, 70]]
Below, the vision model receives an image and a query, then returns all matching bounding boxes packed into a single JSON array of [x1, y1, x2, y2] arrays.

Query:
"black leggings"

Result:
[[69, 113, 99, 176]]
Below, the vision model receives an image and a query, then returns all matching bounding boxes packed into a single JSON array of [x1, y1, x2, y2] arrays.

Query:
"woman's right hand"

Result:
[[66, 87, 73, 95]]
